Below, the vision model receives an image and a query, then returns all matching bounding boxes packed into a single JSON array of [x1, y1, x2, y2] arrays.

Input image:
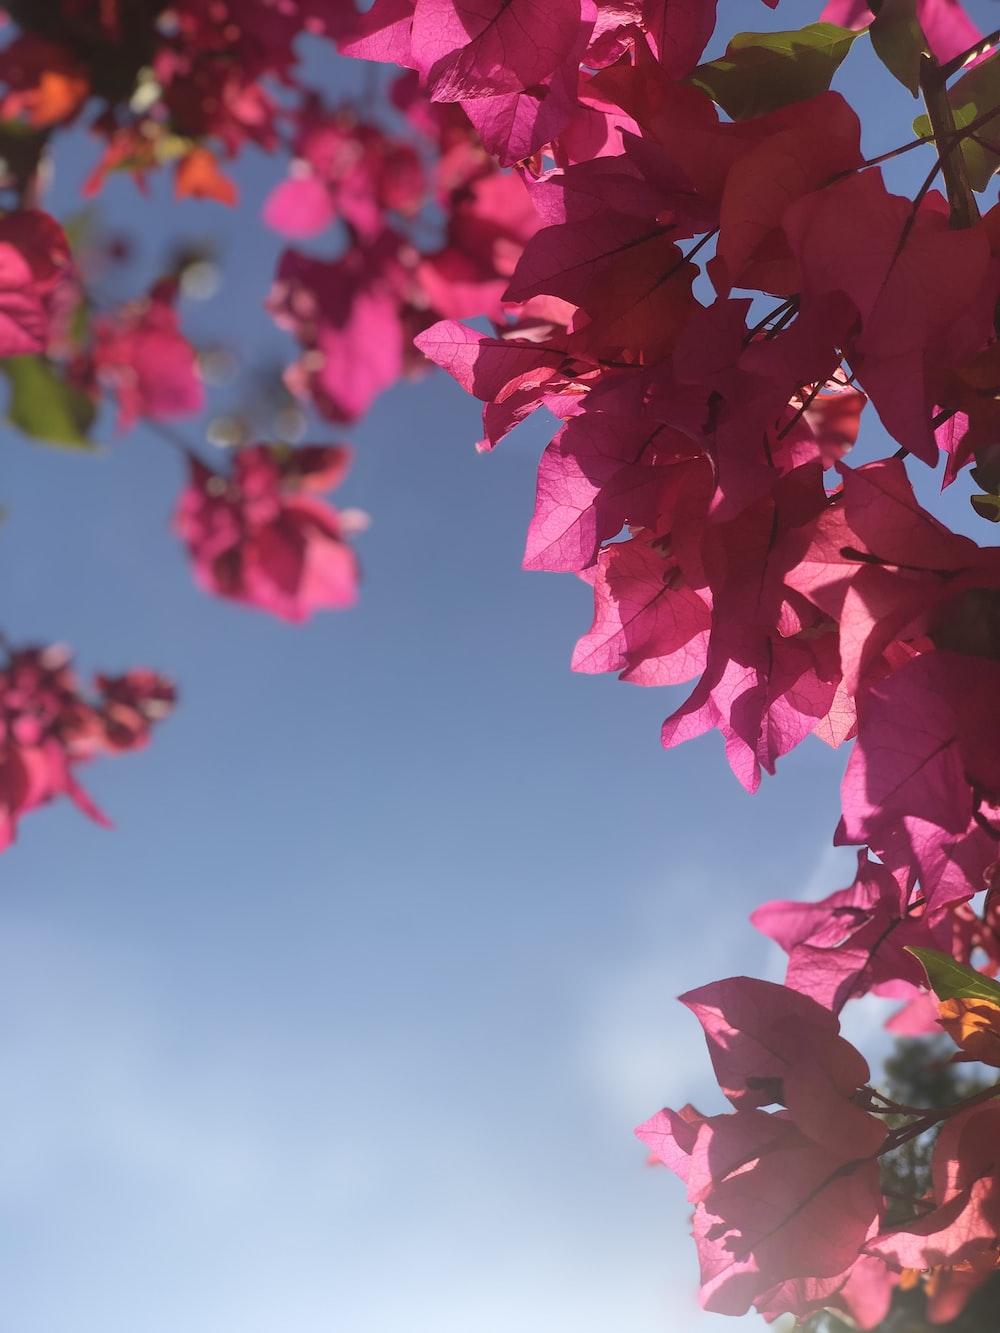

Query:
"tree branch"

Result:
[[920, 53, 980, 230]]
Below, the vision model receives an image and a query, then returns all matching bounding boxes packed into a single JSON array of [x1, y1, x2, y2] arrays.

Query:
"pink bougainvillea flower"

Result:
[[753, 1254, 896, 1330], [262, 100, 425, 242], [783, 175, 992, 465], [340, 0, 594, 162], [174, 444, 359, 621], [94, 670, 177, 751], [410, 0, 587, 103], [524, 412, 705, 573], [507, 215, 699, 365], [151, 0, 311, 153], [751, 849, 957, 1012], [414, 317, 589, 450], [571, 527, 713, 685], [692, 1117, 882, 1315], [264, 173, 337, 240], [840, 649, 1000, 848], [0, 645, 174, 852], [783, 457, 1000, 698], [338, 0, 418, 68], [87, 279, 204, 431], [714, 92, 864, 298], [0, 209, 72, 355], [639, 977, 885, 1315], [638, 1103, 883, 1317], [659, 462, 842, 792], [640, 0, 720, 77], [418, 168, 541, 319], [679, 974, 886, 1157], [867, 1102, 1000, 1275], [269, 234, 421, 423]]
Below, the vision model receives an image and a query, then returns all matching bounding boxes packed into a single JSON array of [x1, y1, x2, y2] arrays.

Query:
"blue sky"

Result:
[[1, 4, 996, 1330]]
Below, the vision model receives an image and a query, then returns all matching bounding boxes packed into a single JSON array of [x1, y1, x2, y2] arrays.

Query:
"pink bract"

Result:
[[174, 445, 359, 621]]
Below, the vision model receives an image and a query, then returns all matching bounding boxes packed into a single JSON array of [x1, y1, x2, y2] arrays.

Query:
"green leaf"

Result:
[[0, 118, 43, 140], [687, 24, 861, 120], [908, 947, 1000, 1005], [2, 355, 98, 449], [870, 0, 926, 96], [945, 50, 1000, 192], [914, 51, 1000, 193]]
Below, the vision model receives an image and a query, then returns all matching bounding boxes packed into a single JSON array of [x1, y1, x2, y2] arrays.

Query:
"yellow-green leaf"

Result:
[[3, 355, 98, 449], [688, 24, 860, 120], [908, 946, 1000, 1005], [870, 0, 926, 96], [914, 51, 1000, 192]]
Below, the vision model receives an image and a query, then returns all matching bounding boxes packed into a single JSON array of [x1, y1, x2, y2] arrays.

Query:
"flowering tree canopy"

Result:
[[8, 0, 1000, 1326]]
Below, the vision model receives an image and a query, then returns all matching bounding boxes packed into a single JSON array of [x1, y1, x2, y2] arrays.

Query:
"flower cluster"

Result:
[[0, 644, 174, 850], [0, 0, 354, 193], [173, 443, 360, 621], [10, 0, 1000, 1319], [264, 75, 544, 423], [343, 0, 1000, 1322]]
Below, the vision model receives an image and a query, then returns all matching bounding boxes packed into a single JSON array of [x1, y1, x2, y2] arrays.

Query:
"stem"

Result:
[[884, 1079, 1000, 1153], [667, 227, 718, 278], [881, 1189, 936, 1213], [860, 134, 935, 170], [889, 154, 944, 268], [868, 1092, 930, 1116], [919, 52, 980, 229], [775, 379, 825, 442], [765, 302, 799, 340], [746, 297, 797, 339]]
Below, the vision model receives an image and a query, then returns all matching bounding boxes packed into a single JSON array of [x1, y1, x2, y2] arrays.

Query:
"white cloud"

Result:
[[0, 915, 757, 1332]]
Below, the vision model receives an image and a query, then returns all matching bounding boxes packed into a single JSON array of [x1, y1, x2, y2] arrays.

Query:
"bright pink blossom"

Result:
[[783, 458, 1000, 697], [753, 1256, 895, 1330], [411, 0, 587, 102], [174, 444, 359, 621], [783, 176, 992, 465], [418, 169, 541, 319], [0, 645, 174, 851], [638, 1104, 883, 1317], [270, 236, 420, 423], [87, 280, 204, 431], [752, 850, 958, 1012], [0, 210, 72, 355], [841, 650, 1000, 849], [263, 101, 425, 241], [867, 1102, 1000, 1276], [679, 975, 886, 1157]]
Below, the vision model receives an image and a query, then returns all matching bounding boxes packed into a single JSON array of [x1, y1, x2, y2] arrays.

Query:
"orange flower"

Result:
[[175, 148, 239, 207], [938, 996, 1000, 1066]]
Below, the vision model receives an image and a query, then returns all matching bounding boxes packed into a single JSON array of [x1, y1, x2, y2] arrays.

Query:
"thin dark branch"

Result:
[[920, 52, 980, 229], [860, 134, 935, 170], [940, 28, 1000, 81]]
